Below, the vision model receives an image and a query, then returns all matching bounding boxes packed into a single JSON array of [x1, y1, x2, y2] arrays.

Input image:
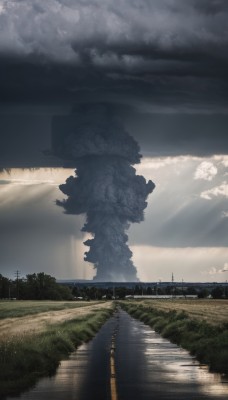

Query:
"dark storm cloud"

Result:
[[1, 0, 228, 168], [127, 113, 228, 157], [0, 0, 228, 110], [0, 112, 53, 167], [1, 107, 228, 170]]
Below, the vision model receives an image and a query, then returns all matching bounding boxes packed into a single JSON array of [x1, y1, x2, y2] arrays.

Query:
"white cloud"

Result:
[[208, 267, 217, 275], [222, 263, 228, 272], [131, 246, 228, 282], [205, 263, 228, 276], [221, 211, 228, 218], [200, 182, 228, 200], [0, 3, 5, 15], [194, 161, 218, 181], [213, 155, 228, 168], [139, 156, 200, 171], [0, 168, 73, 185]]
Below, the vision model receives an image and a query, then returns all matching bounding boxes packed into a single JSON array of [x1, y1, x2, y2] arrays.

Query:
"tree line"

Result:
[[0, 273, 72, 300], [0, 273, 227, 300]]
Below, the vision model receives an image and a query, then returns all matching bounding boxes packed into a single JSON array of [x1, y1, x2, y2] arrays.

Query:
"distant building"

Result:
[[128, 295, 198, 299]]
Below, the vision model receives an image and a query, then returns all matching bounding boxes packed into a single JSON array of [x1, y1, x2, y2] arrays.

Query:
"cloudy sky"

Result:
[[0, 0, 227, 282]]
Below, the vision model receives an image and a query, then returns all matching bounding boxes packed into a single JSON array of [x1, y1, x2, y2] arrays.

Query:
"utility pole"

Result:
[[172, 272, 174, 283], [171, 272, 174, 298], [15, 270, 20, 300], [113, 284, 115, 299]]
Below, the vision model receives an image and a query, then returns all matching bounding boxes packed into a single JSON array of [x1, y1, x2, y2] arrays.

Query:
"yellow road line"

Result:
[[110, 334, 118, 400]]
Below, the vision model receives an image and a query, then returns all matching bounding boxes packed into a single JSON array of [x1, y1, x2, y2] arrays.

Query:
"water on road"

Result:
[[6, 308, 228, 400]]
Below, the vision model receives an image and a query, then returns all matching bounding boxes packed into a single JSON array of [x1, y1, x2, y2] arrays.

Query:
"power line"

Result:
[[15, 270, 20, 280], [14, 270, 20, 300]]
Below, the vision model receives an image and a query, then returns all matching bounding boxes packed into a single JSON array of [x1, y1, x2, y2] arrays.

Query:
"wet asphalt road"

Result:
[[7, 308, 228, 400]]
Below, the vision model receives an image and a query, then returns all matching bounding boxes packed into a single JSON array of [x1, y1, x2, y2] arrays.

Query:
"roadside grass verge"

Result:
[[120, 302, 228, 375], [139, 299, 228, 326], [0, 300, 101, 319], [0, 305, 114, 398]]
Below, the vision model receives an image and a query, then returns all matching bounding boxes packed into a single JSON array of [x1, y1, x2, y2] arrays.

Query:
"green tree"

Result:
[[0, 274, 11, 298], [198, 289, 209, 299], [134, 285, 141, 295], [23, 273, 72, 300], [115, 286, 127, 299], [146, 286, 152, 295], [211, 286, 224, 299]]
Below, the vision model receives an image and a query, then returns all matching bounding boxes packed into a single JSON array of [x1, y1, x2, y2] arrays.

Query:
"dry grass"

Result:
[[0, 300, 99, 319], [138, 299, 228, 326], [0, 301, 112, 339]]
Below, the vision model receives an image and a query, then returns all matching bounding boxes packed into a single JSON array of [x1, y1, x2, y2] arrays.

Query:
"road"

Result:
[[7, 308, 228, 400]]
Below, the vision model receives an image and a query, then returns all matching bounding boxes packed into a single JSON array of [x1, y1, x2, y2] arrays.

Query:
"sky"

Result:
[[0, 0, 227, 282]]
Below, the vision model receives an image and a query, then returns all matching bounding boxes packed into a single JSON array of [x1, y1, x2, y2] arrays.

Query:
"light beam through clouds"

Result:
[[0, 168, 88, 280], [0, 1, 228, 284], [133, 246, 228, 283], [0, 154, 227, 282]]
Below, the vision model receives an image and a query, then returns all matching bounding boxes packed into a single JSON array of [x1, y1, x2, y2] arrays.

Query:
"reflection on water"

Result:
[[7, 343, 90, 400], [6, 310, 228, 400], [7, 316, 115, 400], [141, 325, 228, 398], [115, 311, 228, 400]]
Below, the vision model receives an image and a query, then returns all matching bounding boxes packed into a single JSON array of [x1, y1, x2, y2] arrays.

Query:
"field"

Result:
[[0, 300, 110, 338], [0, 300, 114, 398], [0, 300, 99, 319], [1, 299, 228, 397], [138, 299, 228, 326]]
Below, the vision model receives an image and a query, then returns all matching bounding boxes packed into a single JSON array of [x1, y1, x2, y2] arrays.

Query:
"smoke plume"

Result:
[[53, 104, 155, 281]]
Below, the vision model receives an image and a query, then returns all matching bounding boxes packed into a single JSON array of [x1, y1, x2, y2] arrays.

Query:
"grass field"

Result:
[[0, 300, 109, 338], [0, 300, 101, 319], [138, 299, 228, 326], [121, 299, 228, 375], [0, 300, 114, 398]]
